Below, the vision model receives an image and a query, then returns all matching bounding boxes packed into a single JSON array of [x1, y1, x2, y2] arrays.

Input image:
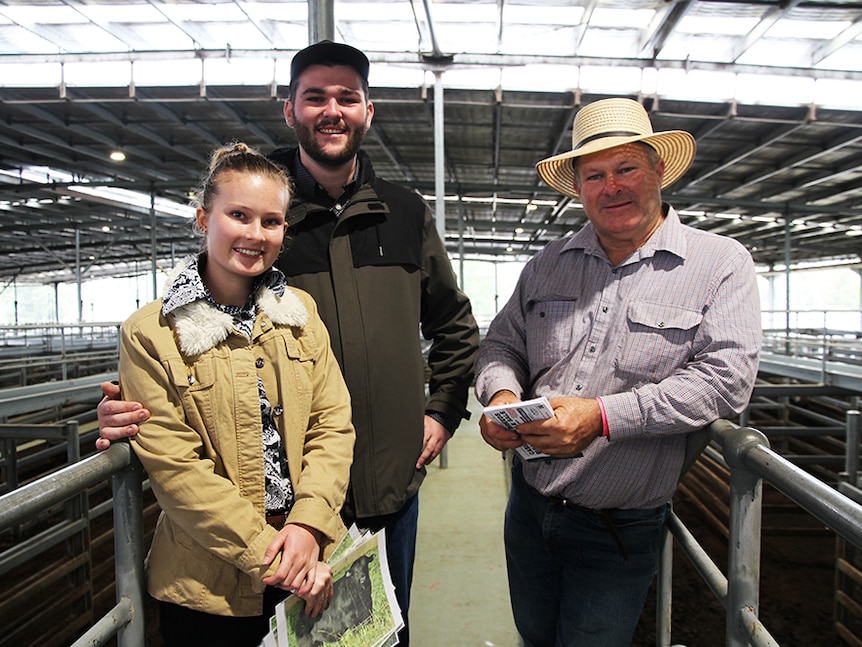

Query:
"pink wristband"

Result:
[[596, 397, 609, 438]]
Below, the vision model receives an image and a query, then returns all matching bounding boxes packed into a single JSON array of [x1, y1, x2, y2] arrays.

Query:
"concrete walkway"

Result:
[[411, 394, 520, 647]]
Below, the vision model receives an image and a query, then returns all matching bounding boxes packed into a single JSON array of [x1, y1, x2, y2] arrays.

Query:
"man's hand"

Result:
[[518, 396, 602, 458], [416, 415, 452, 469], [479, 389, 526, 452], [95, 381, 150, 450], [262, 523, 321, 596]]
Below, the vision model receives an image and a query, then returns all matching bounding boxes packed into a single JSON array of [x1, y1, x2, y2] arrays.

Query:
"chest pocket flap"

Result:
[[164, 356, 215, 390], [627, 301, 702, 331]]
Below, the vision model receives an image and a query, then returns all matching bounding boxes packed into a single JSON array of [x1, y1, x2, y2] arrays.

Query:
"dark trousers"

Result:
[[158, 587, 286, 647]]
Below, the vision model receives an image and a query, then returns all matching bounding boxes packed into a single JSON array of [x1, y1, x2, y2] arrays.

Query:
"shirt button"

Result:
[[658, 322, 665, 328], [589, 346, 596, 353], [255, 358, 265, 368], [539, 311, 546, 318], [575, 384, 583, 391], [261, 320, 268, 328], [602, 306, 608, 313]]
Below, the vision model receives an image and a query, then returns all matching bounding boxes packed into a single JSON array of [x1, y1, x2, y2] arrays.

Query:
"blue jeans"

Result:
[[506, 463, 668, 647], [353, 493, 419, 647]]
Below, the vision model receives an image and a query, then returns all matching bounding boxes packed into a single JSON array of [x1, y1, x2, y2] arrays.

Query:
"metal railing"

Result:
[[3, 414, 862, 646], [657, 413, 862, 647], [0, 442, 145, 647]]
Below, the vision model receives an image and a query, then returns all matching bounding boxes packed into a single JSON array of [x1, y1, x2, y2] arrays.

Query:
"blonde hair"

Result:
[[193, 141, 292, 223]]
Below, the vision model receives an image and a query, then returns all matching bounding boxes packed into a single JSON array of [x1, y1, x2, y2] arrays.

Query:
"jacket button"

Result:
[[273, 405, 284, 416], [255, 358, 264, 368]]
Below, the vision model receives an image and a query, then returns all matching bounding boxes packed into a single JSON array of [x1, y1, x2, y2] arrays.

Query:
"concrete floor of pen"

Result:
[[411, 392, 521, 647]]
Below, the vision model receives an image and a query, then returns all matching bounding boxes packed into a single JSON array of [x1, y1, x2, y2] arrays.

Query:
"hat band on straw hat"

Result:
[[576, 130, 641, 150]]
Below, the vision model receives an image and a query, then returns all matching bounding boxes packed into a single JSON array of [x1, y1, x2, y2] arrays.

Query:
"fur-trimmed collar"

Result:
[[164, 266, 308, 357]]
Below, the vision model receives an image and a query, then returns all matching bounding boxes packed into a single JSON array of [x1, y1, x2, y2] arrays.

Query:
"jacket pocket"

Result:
[[616, 301, 703, 382], [163, 356, 218, 450]]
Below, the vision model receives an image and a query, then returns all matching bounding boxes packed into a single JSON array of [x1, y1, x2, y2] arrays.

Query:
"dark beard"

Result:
[[292, 117, 366, 168]]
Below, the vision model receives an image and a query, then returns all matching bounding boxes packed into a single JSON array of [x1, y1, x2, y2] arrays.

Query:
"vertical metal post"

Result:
[[112, 444, 146, 647], [150, 193, 158, 302], [724, 428, 766, 647], [783, 217, 791, 356], [76, 228, 83, 322], [433, 70, 446, 244], [847, 410, 861, 489], [308, 0, 335, 44], [656, 523, 673, 647], [433, 69, 448, 470]]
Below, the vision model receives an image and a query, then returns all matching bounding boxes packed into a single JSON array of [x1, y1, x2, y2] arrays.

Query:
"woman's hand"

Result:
[[299, 562, 333, 618]]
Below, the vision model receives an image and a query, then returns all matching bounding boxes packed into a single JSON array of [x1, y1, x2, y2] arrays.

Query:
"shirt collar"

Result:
[[162, 254, 286, 317], [292, 149, 362, 205]]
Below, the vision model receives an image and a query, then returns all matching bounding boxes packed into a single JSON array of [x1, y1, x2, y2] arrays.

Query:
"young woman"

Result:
[[118, 142, 355, 647]]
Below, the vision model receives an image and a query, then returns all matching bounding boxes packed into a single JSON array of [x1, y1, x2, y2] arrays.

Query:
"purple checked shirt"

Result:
[[475, 205, 761, 510]]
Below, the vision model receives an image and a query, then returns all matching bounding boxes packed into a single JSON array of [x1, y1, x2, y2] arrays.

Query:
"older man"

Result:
[[476, 97, 761, 646]]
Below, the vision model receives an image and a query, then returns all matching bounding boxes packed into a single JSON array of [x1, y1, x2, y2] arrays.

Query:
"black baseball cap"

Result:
[[290, 40, 370, 83]]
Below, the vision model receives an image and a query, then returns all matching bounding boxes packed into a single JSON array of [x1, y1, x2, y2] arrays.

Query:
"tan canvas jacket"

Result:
[[119, 276, 354, 617]]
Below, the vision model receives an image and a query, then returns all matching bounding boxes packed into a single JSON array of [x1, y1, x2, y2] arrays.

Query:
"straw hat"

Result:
[[536, 98, 696, 198]]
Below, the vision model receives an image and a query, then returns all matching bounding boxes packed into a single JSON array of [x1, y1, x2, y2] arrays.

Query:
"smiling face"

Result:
[[573, 142, 666, 265], [284, 63, 374, 169], [196, 170, 288, 304]]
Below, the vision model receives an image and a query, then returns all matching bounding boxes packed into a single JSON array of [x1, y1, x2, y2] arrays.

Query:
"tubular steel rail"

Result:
[[3, 415, 862, 646], [658, 414, 862, 647], [0, 442, 145, 647]]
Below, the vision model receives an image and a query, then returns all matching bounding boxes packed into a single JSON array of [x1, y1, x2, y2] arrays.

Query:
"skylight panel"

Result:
[[436, 23, 501, 55], [204, 57, 277, 84], [815, 77, 862, 109], [655, 68, 737, 103], [114, 24, 197, 51], [736, 73, 815, 106], [133, 58, 206, 85], [341, 21, 419, 51], [736, 40, 812, 68], [64, 61, 133, 86], [74, 4, 165, 24], [580, 65, 645, 94], [195, 22, 269, 49], [498, 4, 583, 26], [501, 64, 581, 92], [579, 28, 642, 58], [0, 61, 60, 86], [239, 2, 309, 22], [368, 65, 425, 88], [335, 2, 417, 22], [768, 19, 846, 40], [0, 5, 88, 25], [658, 34, 735, 63], [816, 42, 862, 72], [430, 2, 498, 24], [0, 25, 56, 54], [501, 25, 579, 56], [590, 8, 654, 30], [160, 3, 249, 23], [678, 15, 759, 36]]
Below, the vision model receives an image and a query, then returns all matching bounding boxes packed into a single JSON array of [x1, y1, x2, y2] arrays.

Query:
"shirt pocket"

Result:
[[616, 301, 703, 383], [525, 298, 580, 367]]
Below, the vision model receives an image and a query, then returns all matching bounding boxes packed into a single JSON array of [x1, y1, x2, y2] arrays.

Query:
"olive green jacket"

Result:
[[119, 276, 354, 617]]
